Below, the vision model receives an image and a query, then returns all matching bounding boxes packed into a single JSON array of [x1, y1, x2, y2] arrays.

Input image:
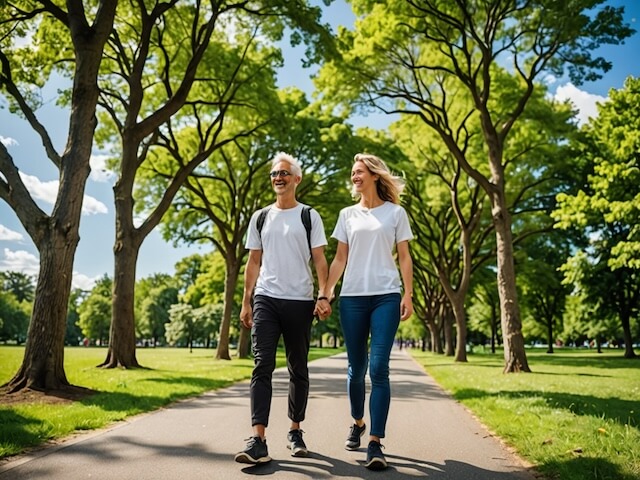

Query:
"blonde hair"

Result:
[[351, 153, 404, 204], [271, 151, 302, 179]]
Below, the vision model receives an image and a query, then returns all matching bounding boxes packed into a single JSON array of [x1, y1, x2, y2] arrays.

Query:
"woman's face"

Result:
[[351, 160, 377, 193]]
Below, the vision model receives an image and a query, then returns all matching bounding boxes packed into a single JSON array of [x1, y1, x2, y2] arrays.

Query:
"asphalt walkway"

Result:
[[0, 350, 538, 479]]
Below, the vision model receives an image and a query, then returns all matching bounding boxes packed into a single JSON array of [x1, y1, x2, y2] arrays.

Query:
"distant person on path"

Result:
[[234, 152, 332, 465], [325, 153, 414, 470]]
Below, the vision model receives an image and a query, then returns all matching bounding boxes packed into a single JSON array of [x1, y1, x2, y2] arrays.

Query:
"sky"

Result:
[[1, 0, 639, 291]]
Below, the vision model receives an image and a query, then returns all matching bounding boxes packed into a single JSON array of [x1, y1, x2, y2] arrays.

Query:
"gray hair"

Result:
[[271, 152, 302, 179]]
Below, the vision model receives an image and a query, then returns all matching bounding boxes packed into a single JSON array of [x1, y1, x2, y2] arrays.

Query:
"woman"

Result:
[[324, 153, 414, 470]]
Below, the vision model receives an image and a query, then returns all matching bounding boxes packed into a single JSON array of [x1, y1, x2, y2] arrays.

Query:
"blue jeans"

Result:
[[340, 293, 400, 438]]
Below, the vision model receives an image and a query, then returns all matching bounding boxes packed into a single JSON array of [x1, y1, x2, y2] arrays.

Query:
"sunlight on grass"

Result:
[[410, 348, 640, 480]]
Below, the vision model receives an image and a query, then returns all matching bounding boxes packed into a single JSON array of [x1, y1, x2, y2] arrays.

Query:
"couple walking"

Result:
[[234, 151, 414, 471]]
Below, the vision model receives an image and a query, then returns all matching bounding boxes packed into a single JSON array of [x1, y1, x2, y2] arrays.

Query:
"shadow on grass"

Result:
[[0, 409, 43, 456], [455, 388, 639, 429], [538, 455, 638, 480]]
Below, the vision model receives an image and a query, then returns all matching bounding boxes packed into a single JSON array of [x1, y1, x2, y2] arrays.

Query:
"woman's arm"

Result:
[[324, 241, 349, 302], [397, 240, 414, 321]]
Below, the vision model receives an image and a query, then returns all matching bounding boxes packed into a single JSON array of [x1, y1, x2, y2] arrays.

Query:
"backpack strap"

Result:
[[256, 205, 313, 253], [301, 206, 312, 252], [256, 206, 271, 237]]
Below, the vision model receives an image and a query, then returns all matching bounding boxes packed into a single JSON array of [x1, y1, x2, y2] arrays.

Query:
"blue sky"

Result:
[[1, 1, 639, 290]]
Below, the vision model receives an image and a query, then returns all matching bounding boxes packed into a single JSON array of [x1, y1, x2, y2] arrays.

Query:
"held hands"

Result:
[[314, 297, 332, 321]]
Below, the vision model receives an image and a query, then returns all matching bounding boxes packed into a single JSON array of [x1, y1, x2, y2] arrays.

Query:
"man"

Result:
[[234, 152, 332, 465]]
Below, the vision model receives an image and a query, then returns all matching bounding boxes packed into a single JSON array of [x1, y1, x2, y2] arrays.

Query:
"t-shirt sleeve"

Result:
[[331, 210, 348, 244], [396, 207, 414, 243], [310, 209, 328, 248], [245, 210, 262, 250]]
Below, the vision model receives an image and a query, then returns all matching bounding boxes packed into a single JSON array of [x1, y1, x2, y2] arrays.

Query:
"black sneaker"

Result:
[[364, 440, 387, 470], [345, 423, 366, 450], [287, 428, 308, 457], [234, 436, 271, 464]]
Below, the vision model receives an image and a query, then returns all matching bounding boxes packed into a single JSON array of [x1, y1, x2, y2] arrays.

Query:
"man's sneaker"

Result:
[[286, 429, 309, 457], [234, 436, 271, 464], [345, 423, 366, 450], [364, 440, 387, 470]]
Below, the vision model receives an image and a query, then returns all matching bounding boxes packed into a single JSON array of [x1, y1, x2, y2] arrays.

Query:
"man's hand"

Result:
[[240, 304, 253, 329]]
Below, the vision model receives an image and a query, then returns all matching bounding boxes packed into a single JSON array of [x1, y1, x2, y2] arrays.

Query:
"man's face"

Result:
[[270, 161, 300, 194]]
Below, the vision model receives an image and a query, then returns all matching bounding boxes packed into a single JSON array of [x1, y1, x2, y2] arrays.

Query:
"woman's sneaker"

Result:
[[345, 423, 366, 450], [286, 429, 308, 457], [234, 436, 271, 464], [364, 440, 387, 470]]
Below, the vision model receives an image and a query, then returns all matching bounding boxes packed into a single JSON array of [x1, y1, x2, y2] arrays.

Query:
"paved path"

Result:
[[0, 350, 537, 479]]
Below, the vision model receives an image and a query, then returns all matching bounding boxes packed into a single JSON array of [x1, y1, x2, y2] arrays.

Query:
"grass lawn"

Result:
[[0, 345, 339, 459], [410, 347, 640, 480]]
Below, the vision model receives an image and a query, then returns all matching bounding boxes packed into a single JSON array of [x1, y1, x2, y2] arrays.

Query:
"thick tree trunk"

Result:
[[491, 197, 531, 372], [215, 258, 240, 360], [2, 2, 116, 391], [5, 232, 77, 392], [100, 229, 141, 368]]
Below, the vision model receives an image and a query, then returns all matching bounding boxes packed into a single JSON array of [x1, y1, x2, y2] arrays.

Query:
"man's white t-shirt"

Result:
[[331, 201, 413, 296], [246, 203, 327, 300]]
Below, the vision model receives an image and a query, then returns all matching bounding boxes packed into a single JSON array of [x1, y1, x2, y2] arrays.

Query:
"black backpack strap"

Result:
[[301, 206, 312, 252], [256, 206, 271, 243]]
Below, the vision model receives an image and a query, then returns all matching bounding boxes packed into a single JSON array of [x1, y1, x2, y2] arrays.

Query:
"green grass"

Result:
[[0, 345, 340, 459], [410, 348, 640, 480]]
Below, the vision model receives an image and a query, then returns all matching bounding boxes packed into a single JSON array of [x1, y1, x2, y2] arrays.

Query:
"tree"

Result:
[[1, 1, 117, 392], [0, 271, 35, 302], [553, 77, 640, 358], [135, 274, 178, 347], [66, 288, 86, 346], [0, 290, 30, 344], [316, 0, 633, 372], [77, 275, 112, 345], [165, 303, 199, 352], [93, 1, 337, 368]]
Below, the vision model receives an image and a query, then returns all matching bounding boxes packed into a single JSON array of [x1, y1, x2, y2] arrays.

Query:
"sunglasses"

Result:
[[269, 170, 292, 178]]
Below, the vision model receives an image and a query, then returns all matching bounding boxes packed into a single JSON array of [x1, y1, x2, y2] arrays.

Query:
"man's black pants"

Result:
[[250, 294, 315, 427]]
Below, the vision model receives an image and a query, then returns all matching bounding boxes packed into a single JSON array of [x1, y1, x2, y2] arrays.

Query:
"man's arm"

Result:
[[240, 249, 262, 329]]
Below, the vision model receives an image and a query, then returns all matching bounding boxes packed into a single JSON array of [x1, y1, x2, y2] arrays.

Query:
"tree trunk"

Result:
[[491, 195, 531, 372], [546, 317, 554, 354], [5, 232, 78, 392], [444, 309, 455, 356], [215, 257, 240, 360], [451, 299, 468, 362], [620, 310, 637, 359], [100, 227, 141, 368]]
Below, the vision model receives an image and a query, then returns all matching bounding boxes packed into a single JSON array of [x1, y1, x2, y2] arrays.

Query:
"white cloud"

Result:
[[19, 171, 108, 215], [0, 224, 24, 241], [0, 136, 19, 147], [0, 247, 99, 290], [72, 272, 99, 291], [554, 83, 606, 126], [0, 248, 39, 275], [90, 154, 116, 183]]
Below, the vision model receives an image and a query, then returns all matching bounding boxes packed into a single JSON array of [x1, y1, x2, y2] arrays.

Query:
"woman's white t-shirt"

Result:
[[331, 201, 413, 296], [246, 203, 327, 300]]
